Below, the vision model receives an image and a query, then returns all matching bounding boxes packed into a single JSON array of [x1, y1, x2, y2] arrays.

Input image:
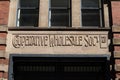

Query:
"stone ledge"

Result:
[[0, 78, 8, 80], [0, 26, 7, 32], [115, 64, 120, 71], [0, 51, 5, 57], [113, 26, 120, 32], [0, 65, 8, 72], [0, 38, 6, 45], [115, 78, 120, 80], [113, 38, 120, 45], [116, 73, 120, 79], [114, 52, 120, 58]]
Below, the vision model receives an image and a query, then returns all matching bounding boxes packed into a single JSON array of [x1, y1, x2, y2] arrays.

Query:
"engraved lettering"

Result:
[[12, 34, 108, 49]]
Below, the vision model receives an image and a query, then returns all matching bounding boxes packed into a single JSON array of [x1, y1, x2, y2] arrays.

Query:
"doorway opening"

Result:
[[9, 56, 110, 80]]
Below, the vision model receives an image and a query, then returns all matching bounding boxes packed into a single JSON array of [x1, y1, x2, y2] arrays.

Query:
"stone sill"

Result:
[[113, 38, 120, 45], [0, 64, 8, 72], [0, 26, 7, 32], [113, 26, 120, 32], [115, 64, 120, 71], [8, 27, 111, 31], [0, 50, 5, 57], [0, 38, 6, 45], [114, 51, 120, 58]]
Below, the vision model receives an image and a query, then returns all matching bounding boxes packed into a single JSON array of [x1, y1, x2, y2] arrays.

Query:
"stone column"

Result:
[[39, 0, 49, 28], [8, 0, 18, 27], [72, 0, 81, 28], [104, 4, 110, 27]]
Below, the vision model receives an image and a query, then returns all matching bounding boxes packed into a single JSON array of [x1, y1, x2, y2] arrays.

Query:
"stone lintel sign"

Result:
[[12, 34, 108, 49]]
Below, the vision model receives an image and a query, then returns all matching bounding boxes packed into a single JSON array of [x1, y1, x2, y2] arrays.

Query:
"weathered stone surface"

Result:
[[113, 38, 120, 45], [0, 26, 7, 32], [0, 38, 6, 45], [0, 64, 8, 72], [0, 50, 5, 57], [113, 26, 120, 32], [6, 31, 110, 58]]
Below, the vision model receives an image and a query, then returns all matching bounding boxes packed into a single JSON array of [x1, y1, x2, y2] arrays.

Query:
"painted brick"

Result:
[[112, 2, 120, 26], [0, 1, 9, 25]]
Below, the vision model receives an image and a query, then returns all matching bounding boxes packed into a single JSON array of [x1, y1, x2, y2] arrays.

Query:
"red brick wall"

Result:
[[0, 72, 8, 79], [112, 1, 120, 26], [0, 0, 9, 25], [0, 0, 9, 80], [112, 1, 120, 79]]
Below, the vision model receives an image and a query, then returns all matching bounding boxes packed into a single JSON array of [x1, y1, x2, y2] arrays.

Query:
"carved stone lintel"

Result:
[[6, 31, 110, 56], [12, 34, 108, 49]]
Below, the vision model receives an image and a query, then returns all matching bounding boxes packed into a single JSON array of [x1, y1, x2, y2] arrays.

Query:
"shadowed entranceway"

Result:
[[11, 57, 110, 80]]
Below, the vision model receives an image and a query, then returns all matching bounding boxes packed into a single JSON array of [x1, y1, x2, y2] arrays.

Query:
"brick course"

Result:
[[114, 34, 120, 38], [0, 72, 3, 78], [0, 72, 8, 79], [3, 72, 8, 78]]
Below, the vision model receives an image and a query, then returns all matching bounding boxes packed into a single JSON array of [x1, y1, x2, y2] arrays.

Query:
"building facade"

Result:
[[0, 0, 120, 80]]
